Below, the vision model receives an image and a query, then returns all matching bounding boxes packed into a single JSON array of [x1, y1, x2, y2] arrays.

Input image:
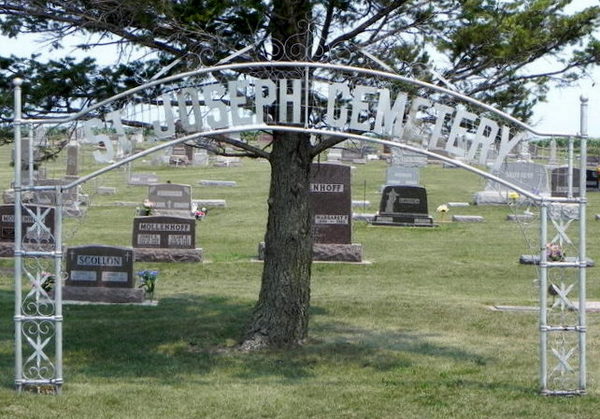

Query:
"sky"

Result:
[[1, 1, 599, 137]]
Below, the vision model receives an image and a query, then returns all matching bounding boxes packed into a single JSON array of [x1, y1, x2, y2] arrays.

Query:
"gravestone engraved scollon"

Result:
[[148, 183, 192, 213], [372, 185, 435, 226], [551, 167, 581, 197], [65, 245, 134, 288], [309, 163, 351, 244], [132, 216, 195, 249]]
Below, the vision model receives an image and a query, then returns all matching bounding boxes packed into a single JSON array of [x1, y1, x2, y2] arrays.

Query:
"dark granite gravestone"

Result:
[[132, 216, 202, 262], [372, 185, 435, 226], [258, 163, 362, 262], [586, 169, 599, 191], [0, 204, 55, 242], [66, 245, 134, 287], [128, 173, 160, 186], [551, 167, 581, 197], [64, 245, 143, 303], [133, 216, 195, 249], [148, 183, 192, 214], [310, 163, 352, 244], [0, 204, 55, 256]]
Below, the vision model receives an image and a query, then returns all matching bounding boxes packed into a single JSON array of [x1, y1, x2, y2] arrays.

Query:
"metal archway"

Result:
[[11, 61, 589, 395]]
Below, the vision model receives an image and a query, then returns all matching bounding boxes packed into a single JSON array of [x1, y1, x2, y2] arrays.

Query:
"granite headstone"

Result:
[[65, 245, 134, 288], [372, 185, 435, 226], [148, 183, 192, 213], [309, 163, 352, 244], [551, 167, 581, 197], [132, 216, 195, 249]]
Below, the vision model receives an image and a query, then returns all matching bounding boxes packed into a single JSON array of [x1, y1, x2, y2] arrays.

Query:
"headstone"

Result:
[[490, 162, 549, 195], [586, 169, 599, 191], [33, 179, 80, 208], [147, 183, 192, 214], [169, 143, 193, 166], [198, 180, 237, 187], [391, 148, 427, 167], [132, 216, 195, 249], [66, 245, 134, 287], [372, 185, 435, 227], [258, 163, 363, 262], [132, 215, 202, 262], [385, 166, 420, 187], [310, 163, 352, 244], [452, 215, 485, 223], [192, 150, 209, 167], [97, 186, 117, 195], [214, 156, 242, 167], [0, 205, 55, 255], [66, 143, 79, 176], [474, 162, 550, 205], [548, 139, 558, 165], [192, 199, 227, 208], [551, 167, 581, 197], [128, 173, 160, 186], [327, 148, 342, 162], [64, 245, 143, 303]]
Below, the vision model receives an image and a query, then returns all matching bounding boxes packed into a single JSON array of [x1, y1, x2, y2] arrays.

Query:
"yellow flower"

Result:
[[508, 192, 520, 200], [436, 204, 449, 213]]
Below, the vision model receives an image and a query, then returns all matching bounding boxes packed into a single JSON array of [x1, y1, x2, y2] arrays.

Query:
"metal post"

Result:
[[539, 202, 548, 392], [567, 137, 574, 198], [578, 96, 588, 392], [12, 78, 23, 392], [54, 185, 64, 393], [28, 124, 34, 186]]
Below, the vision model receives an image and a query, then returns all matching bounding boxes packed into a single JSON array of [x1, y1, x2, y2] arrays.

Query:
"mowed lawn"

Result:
[[1, 144, 600, 418]]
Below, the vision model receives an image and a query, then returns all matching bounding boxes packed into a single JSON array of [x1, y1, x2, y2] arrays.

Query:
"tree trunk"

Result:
[[242, 131, 313, 349], [241, 0, 313, 350]]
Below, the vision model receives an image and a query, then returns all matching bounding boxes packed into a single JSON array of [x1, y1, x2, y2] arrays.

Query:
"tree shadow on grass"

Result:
[[0, 289, 529, 393]]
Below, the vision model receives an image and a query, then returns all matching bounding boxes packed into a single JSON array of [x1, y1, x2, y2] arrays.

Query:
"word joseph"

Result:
[[85, 78, 525, 169]]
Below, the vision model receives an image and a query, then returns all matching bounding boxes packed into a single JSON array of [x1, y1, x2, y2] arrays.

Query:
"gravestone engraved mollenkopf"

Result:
[[0, 204, 55, 243], [65, 245, 134, 288], [373, 185, 435, 226], [148, 183, 192, 212], [309, 163, 351, 244], [132, 215, 195, 249]]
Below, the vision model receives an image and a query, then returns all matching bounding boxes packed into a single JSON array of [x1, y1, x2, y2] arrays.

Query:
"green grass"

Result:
[[1, 146, 600, 418]]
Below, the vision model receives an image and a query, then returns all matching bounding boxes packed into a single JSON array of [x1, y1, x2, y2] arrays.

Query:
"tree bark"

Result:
[[242, 131, 313, 349]]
